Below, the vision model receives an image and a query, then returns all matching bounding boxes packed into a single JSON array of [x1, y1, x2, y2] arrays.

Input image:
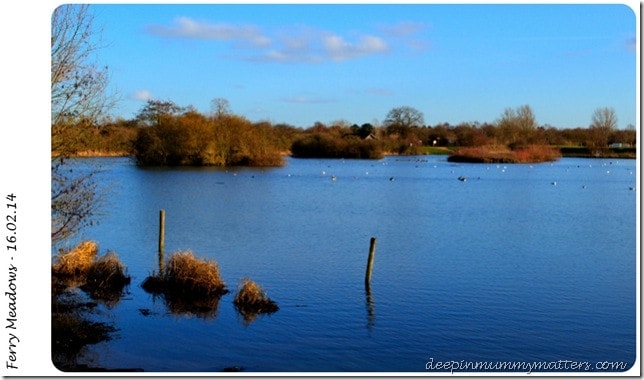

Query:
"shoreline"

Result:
[[56, 148, 636, 161]]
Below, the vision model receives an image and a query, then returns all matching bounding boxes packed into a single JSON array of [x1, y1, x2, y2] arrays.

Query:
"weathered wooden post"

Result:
[[158, 209, 165, 273], [365, 237, 377, 288]]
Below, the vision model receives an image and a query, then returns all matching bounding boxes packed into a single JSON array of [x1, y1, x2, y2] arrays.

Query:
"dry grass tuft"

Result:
[[163, 251, 227, 296], [141, 251, 228, 317], [233, 278, 278, 323], [81, 251, 131, 303], [52, 241, 98, 277], [52, 241, 131, 305]]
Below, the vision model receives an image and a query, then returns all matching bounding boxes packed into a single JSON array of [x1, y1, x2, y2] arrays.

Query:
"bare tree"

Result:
[[136, 99, 185, 126], [588, 107, 618, 154], [210, 97, 231, 119], [51, 5, 114, 152], [496, 104, 537, 146], [590, 107, 618, 132], [384, 106, 424, 137], [51, 5, 111, 243]]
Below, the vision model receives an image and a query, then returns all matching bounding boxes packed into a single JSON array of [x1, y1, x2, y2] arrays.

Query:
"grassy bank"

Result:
[[420, 146, 455, 155]]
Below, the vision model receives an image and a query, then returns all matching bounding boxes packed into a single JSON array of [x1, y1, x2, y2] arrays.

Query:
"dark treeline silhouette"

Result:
[[53, 101, 636, 165]]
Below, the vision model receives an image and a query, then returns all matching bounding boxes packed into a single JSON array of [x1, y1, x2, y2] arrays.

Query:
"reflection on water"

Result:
[[67, 156, 636, 372], [365, 286, 375, 332], [149, 291, 224, 320]]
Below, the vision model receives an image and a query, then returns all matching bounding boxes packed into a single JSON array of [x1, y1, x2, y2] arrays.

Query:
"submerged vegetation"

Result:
[[52, 241, 133, 370], [52, 241, 131, 302], [142, 251, 228, 318], [81, 251, 132, 303], [52, 243, 281, 369], [233, 278, 279, 324], [141, 251, 279, 321], [141, 251, 280, 320], [142, 250, 227, 297]]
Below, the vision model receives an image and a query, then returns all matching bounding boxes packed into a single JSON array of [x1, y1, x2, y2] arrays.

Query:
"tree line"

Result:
[[55, 100, 636, 164]]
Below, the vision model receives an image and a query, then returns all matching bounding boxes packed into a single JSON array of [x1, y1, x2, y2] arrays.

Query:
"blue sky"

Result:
[[92, 3, 636, 129]]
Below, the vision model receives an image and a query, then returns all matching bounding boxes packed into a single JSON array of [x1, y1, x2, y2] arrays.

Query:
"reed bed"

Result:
[[233, 278, 279, 323], [513, 145, 561, 163], [447, 146, 517, 163], [448, 145, 561, 163]]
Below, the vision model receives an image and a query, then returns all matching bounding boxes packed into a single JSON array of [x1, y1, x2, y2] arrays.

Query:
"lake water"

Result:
[[57, 155, 637, 373]]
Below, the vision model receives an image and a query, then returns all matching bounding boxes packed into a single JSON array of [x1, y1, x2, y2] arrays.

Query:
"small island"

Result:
[[447, 145, 561, 164]]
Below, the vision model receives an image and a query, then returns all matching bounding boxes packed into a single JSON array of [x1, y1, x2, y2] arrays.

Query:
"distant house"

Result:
[[610, 143, 631, 148], [364, 133, 378, 140]]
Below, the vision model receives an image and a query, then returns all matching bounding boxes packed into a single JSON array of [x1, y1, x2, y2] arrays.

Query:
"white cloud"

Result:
[[148, 18, 426, 63], [323, 34, 389, 61], [131, 89, 152, 101], [147, 16, 270, 47]]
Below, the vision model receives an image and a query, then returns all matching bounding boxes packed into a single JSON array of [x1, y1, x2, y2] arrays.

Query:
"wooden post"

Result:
[[365, 237, 377, 288], [158, 209, 165, 273]]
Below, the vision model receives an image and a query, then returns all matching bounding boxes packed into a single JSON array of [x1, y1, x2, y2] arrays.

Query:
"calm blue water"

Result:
[[60, 155, 637, 373]]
